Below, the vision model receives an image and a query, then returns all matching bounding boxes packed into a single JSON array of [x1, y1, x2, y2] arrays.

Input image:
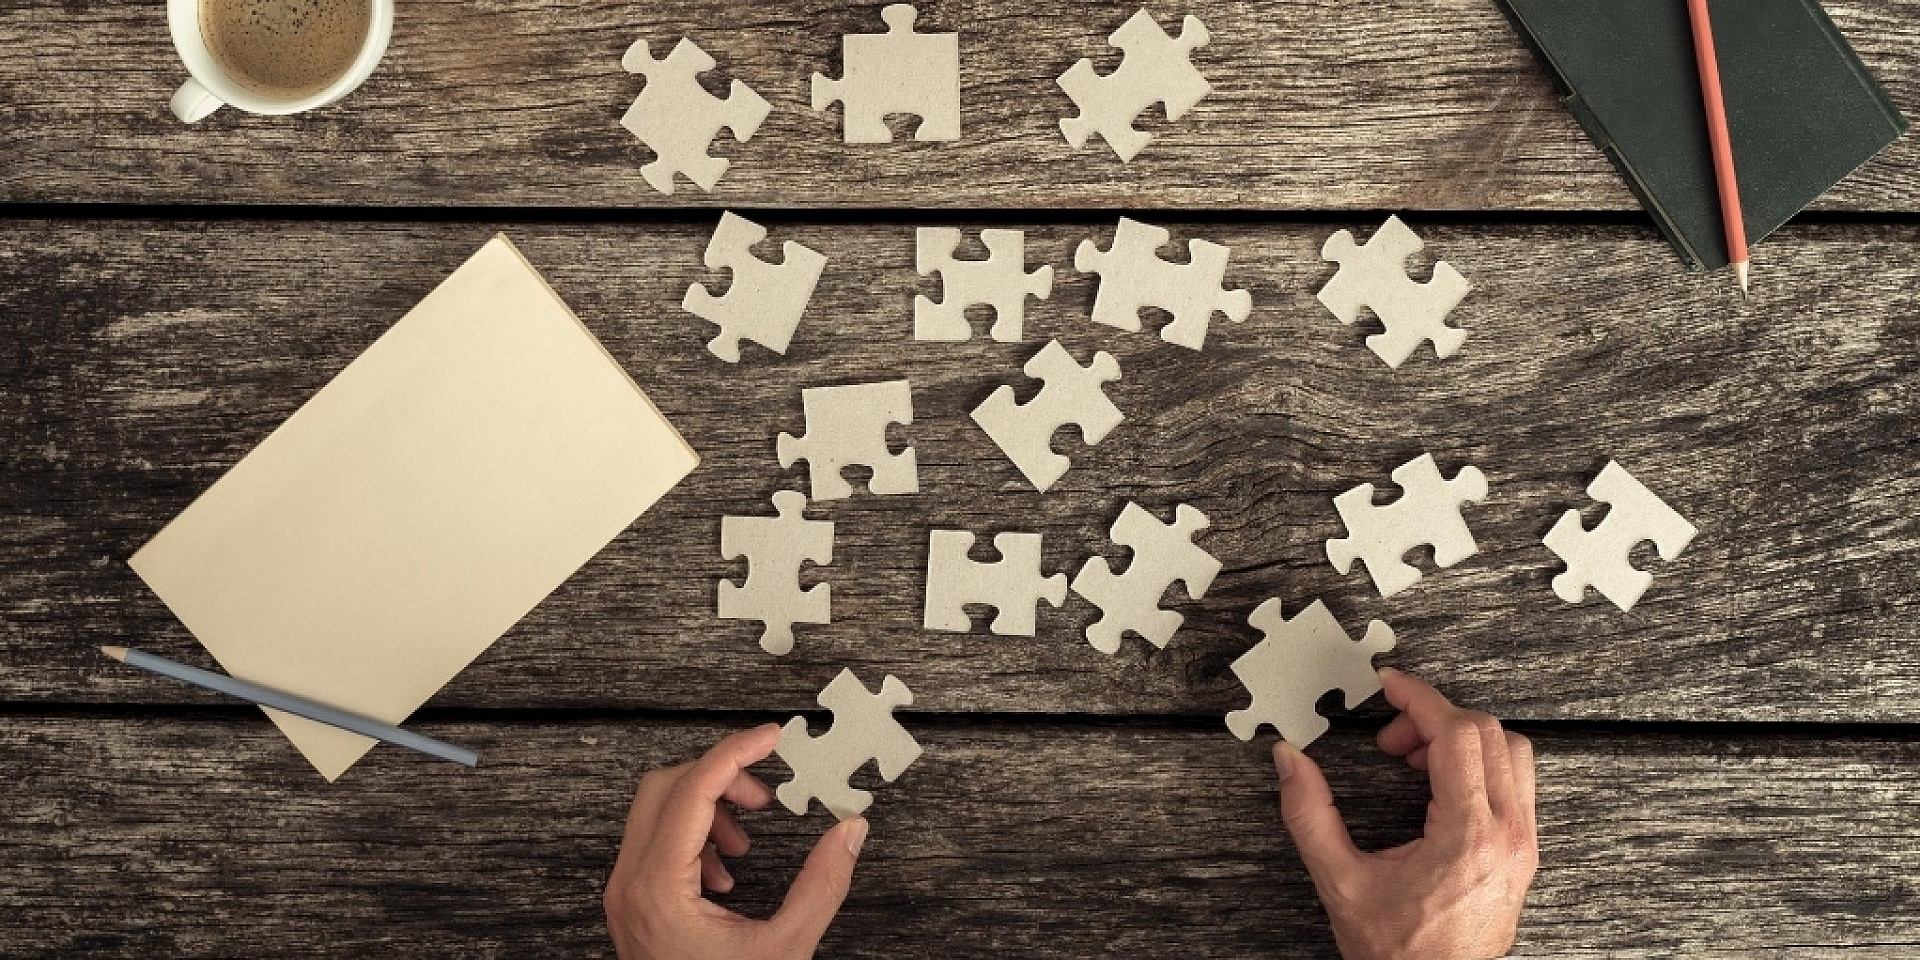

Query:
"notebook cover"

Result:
[[1496, 0, 1906, 270], [130, 234, 699, 781]]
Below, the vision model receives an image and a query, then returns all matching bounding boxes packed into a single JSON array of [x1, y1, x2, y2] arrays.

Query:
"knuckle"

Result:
[[1468, 711, 1504, 738]]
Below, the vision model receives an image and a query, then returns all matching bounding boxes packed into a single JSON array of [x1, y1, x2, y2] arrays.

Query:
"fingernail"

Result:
[[1273, 742, 1297, 782], [1378, 666, 1400, 678], [844, 817, 869, 857]]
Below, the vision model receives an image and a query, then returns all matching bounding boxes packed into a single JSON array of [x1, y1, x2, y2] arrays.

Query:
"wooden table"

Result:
[[4, 1, 1918, 955]]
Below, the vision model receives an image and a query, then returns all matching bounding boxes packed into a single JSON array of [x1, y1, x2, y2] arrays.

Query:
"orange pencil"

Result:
[[1685, 0, 1750, 294]]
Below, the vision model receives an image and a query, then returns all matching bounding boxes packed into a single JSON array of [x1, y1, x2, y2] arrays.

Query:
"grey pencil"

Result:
[[101, 645, 478, 767]]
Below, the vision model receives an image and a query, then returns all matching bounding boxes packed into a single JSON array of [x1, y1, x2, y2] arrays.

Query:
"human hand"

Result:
[[1273, 668, 1537, 960], [604, 724, 868, 960]]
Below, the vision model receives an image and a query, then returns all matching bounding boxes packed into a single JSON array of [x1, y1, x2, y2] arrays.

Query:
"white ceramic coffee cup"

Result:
[[167, 0, 394, 122]]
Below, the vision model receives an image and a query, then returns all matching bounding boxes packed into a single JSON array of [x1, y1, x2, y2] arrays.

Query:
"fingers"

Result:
[[699, 842, 736, 893], [1376, 709, 1422, 758], [619, 762, 689, 856], [1424, 712, 1490, 840], [712, 804, 751, 858], [1379, 667, 1466, 745], [641, 724, 784, 880], [1273, 742, 1360, 878], [768, 817, 868, 952], [1507, 731, 1538, 842], [1471, 712, 1520, 822]]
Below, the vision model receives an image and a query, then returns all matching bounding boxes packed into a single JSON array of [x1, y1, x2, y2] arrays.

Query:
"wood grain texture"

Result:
[[2, 715, 1917, 957], [2, 217, 1915, 720], [0, 0, 1914, 211]]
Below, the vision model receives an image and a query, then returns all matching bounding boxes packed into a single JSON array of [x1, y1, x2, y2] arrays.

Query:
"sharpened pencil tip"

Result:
[[1734, 261, 1750, 297], [100, 645, 128, 661]]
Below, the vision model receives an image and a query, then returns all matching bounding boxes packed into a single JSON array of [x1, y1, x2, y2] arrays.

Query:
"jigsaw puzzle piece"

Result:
[[923, 530, 1068, 635], [1544, 461, 1697, 611], [777, 380, 919, 501], [775, 669, 922, 819], [1317, 216, 1471, 368], [683, 212, 827, 362], [718, 490, 833, 655], [970, 340, 1123, 492], [1326, 454, 1488, 598], [621, 37, 771, 195], [1074, 217, 1251, 350], [812, 4, 960, 143], [1226, 599, 1396, 747], [1071, 502, 1221, 654], [913, 227, 1054, 342], [1057, 10, 1211, 162]]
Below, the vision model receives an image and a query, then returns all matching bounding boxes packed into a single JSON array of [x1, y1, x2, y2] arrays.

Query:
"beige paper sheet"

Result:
[[129, 235, 698, 781]]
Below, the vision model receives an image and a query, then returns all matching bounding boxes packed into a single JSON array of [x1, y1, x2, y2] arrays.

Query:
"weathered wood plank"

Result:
[[0, 0, 1914, 211], [2, 218, 1916, 719], [1, 715, 1916, 957]]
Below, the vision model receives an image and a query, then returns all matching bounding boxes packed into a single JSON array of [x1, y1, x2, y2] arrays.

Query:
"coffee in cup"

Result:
[[199, 0, 374, 100]]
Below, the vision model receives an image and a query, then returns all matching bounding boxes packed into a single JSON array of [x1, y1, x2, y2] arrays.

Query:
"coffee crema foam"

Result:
[[200, 0, 373, 100]]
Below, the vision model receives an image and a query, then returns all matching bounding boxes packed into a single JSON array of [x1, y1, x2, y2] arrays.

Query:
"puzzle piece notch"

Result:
[[1057, 10, 1212, 162], [620, 37, 771, 195], [777, 380, 919, 501], [970, 340, 1123, 492], [1071, 502, 1222, 654], [812, 4, 960, 144], [1326, 454, 1488, 599], [776, 669, 923, 819], [1544, 461, 1698, 612], [683, 212, 828, 362], [718, 490, 833, 655], [1317, 216, 1472, 369], [923, 530, 1068, 636], [914, 228, 1054, 342], [1074, 218, 1252, 350], [1226, 599, 1397, 747]]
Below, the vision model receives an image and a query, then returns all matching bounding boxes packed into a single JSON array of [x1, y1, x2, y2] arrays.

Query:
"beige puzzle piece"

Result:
[[777, 380, 919, 501], [1544, 460, 1698, 612], [1057, 9, 1212, 162], [1317, 216, 1471, 369], [1226, 599, 1396, 748], [923, 530, 1068, 636], [684, 212, 827, 362], [1327, 454, 1488, 599], [1071, 502, 1221, 655], [1075, 217, 1251, 350], [812, 4, 960, 144], [970, 341, 1123, 492], [775, 669, 923, 819], [914, 227, 1054, 342], [719, 490, 833, 656], [620, 37, 770, 195]]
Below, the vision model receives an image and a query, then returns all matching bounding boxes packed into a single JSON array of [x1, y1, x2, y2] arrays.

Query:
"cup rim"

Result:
[[167, 0, 394, 116]]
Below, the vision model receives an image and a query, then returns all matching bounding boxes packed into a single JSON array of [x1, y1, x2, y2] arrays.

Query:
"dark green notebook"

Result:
[[1495, 0, 1906, 269]]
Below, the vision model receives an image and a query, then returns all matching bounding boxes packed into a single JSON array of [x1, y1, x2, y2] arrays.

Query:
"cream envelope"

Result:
[[130, 234, 698, 780]]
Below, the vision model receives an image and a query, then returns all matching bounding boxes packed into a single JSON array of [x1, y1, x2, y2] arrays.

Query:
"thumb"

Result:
[[1274, 743, 1360, 878], [769, 816, 866, 950]]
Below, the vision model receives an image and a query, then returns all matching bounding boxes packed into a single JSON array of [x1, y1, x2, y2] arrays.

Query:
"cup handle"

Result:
[[170, 77, 223, 123]]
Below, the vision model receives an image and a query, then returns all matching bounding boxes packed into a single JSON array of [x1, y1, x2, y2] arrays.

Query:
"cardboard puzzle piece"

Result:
[[621, 37, 771, 195], [778, 380, 919, 501], [683, 212, 827, 362], [1074, 217, 1251, 350], [970, 341, 1123, 492], [1056, 9, 1212, 162], [1226, 599, 1396, 748], [812, 4, 960, 144], [1544, 461, 1697, 612], [776, 669, 923, 819], [1071, 502, 1221, 654], [1317, 216, 1471, 369], [719, 490, 833, 655], [914, 228, 1054, 343], [923, 530, 1068, 636], [1327, 454, 1488, 599]]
